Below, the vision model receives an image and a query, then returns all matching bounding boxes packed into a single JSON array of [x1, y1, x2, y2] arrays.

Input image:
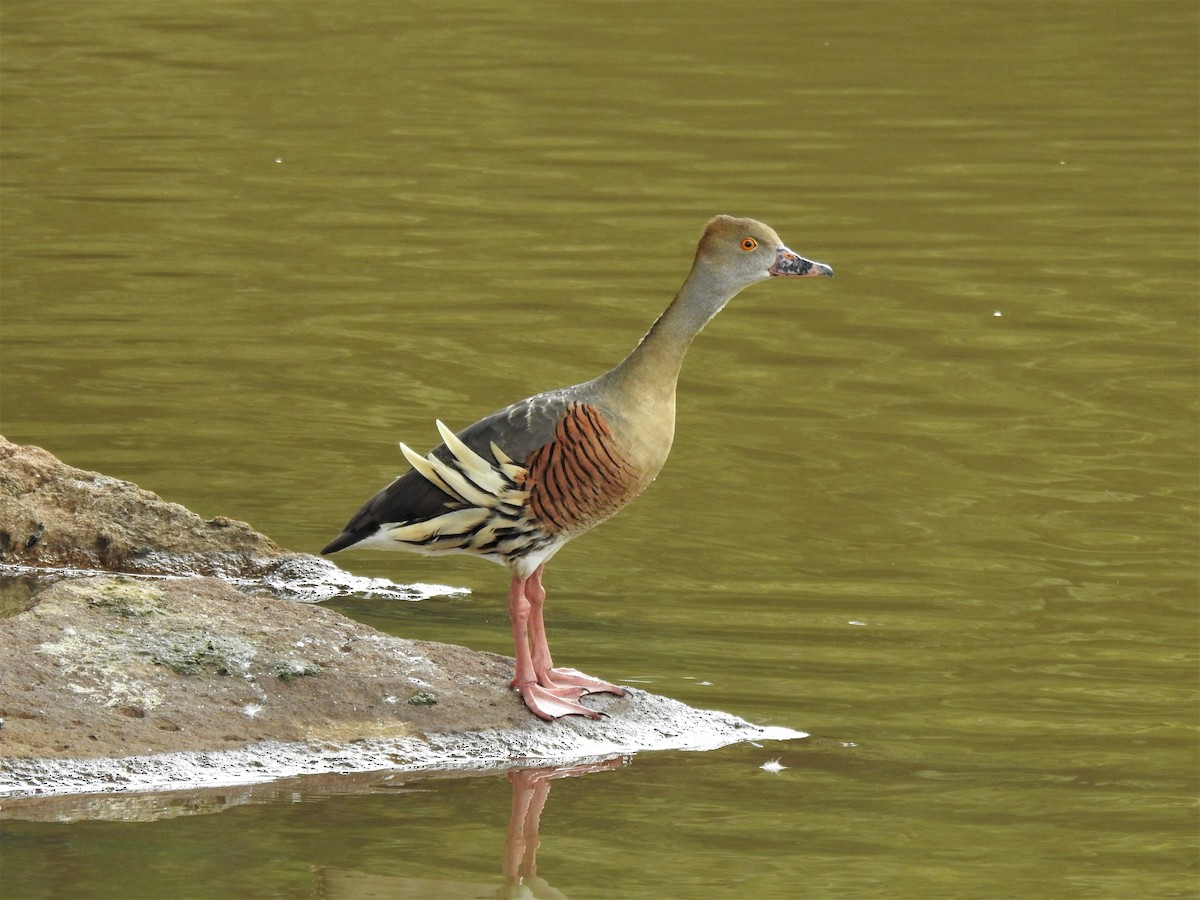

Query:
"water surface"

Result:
[[1, 1, 1196, 897]]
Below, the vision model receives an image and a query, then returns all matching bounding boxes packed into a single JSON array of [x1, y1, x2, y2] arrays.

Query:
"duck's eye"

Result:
[[740, 237, 758, 251]]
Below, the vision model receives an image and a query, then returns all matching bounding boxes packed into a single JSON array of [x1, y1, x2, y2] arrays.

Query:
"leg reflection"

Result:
[[501, 756, 626, 896]]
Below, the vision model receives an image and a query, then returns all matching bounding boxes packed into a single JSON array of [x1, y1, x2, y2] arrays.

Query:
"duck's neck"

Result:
[[603, 261, 737, 401]]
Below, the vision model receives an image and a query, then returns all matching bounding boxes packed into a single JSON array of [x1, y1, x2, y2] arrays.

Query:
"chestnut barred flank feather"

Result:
[[525, 402, 640, 535]]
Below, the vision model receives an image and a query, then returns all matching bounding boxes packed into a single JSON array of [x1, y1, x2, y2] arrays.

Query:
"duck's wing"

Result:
[[320, 391, 572, 555]]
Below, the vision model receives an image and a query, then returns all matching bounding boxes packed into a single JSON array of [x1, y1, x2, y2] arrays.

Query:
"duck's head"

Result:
[[694, 215, 833, 291]]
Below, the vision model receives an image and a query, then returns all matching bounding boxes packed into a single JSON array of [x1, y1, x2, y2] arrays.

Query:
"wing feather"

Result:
[[321, 388, 582, 556]]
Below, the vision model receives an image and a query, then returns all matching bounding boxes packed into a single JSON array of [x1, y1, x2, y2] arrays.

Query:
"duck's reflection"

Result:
[[2, 753, 627, 897], [314, 755, 626, 900], [501, 757, 625, 896]]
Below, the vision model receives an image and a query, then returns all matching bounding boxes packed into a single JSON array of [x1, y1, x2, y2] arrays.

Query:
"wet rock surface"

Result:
[[0, 436, 804, 800]]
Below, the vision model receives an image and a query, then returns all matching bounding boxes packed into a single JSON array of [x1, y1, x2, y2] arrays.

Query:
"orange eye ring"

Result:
[[740, 237, 758, 251]]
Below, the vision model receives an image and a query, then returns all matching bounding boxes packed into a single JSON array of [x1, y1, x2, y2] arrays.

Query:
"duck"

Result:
[[322, 215, 833, 720]]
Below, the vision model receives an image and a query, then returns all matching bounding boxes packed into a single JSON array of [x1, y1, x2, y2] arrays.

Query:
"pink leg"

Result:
[[525, 565, 556, 678], [507, 572, 599, 720], [526, 565, 626, 699]]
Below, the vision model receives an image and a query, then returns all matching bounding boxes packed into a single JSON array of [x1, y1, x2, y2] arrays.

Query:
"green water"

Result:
[[1, 1, 1196, 897]]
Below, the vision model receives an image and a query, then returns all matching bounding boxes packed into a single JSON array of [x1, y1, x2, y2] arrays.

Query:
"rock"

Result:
[[0, 435, 460, 604], [0, 435, 290, 578], [0, 437, 805, 800], [0, 574, 531, 761]]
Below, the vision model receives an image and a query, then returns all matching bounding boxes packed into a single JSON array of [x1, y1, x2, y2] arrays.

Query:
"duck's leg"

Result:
[[526, 565, 626, 698], [507, 572, 598, 720]]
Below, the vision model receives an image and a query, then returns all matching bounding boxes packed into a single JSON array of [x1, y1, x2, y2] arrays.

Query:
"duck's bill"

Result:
[[769, 248, 834, 277]]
